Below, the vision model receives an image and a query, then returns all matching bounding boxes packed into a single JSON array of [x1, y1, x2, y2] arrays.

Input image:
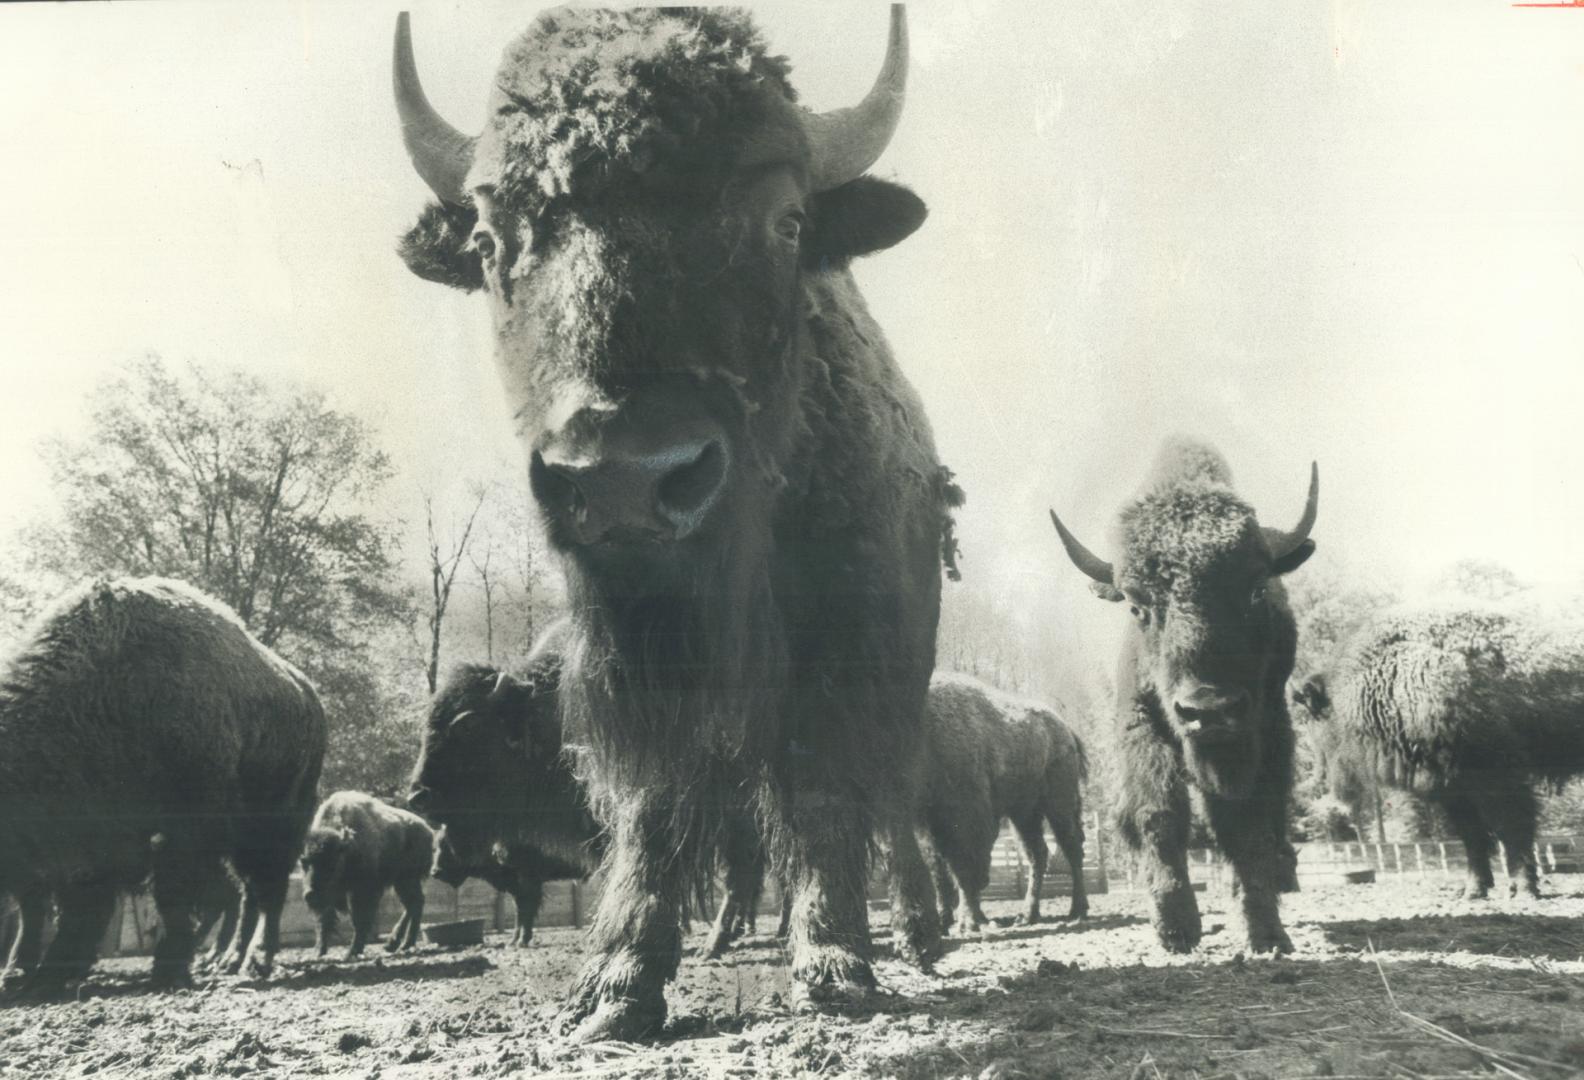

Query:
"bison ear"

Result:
[[1271, 538, 1316, 576], [1089, 581, 1125, 602], [400, 201, 484, 291], [805, 177, 927, 266]]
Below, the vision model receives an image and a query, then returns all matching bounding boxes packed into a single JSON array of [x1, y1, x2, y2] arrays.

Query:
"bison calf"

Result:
[[923, 674, 1089, 934], [1293, 603, 1584, 899], [301, 792, 436, 959], [0, 577, 325, 992]]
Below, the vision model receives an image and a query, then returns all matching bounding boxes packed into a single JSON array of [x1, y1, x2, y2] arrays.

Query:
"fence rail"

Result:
[[59, 826, 1580, 958]]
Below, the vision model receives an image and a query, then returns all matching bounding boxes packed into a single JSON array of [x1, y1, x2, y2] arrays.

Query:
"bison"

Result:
[[301, 791, 436, 958], [0, 577, 325, 992], [1291, 603, 1584, 899], [410, 632, 606, 949], [1048, 438, 1317, 954], [392, 6, 960, 1039], [923, 674, 1090, 934], [706, 673, 1091, 952]]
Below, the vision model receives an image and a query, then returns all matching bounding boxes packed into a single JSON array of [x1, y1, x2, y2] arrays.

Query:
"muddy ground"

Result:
[[3, 876, 1582, 1079]]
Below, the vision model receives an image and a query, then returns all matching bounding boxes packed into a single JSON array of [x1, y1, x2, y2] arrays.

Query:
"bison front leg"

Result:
[[27, 878, 117, 996], [557, 796, 682, 1043], [1439, 794, 1497, 899], [782, 793, 879, 1011], [704, 812, 765, 960], [1119, 729, 1200, 952], [1204, 794, 1292, 955], [882, 808, 941, 965], [508, 879, 544, 948]]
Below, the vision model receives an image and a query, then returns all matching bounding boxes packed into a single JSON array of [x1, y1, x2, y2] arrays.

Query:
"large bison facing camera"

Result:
[[1049, 438, 1316, 954], [301, 792, 436, 958], [393, 5, 961, 1039], [1292, 603, 1584, 899], [0, 577, 325, 993]]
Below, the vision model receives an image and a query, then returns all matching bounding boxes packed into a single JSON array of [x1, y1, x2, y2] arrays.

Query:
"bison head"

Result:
[[1050, 440, 1317, 795], [300, 826, 355, 913], [409, 655, 564, 865], [394, 7, 921, 558]]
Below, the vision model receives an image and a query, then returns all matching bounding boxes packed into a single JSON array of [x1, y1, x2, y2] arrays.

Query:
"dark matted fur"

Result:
[[1061, 438, 1311, 955], [922, 674, 1090, 933], [0, 577, 325, 991], [397, 7, 956, 1039], [1294, 604, 1584, 898], [301, 791, 436, 958], [411, 627, 605, 949]]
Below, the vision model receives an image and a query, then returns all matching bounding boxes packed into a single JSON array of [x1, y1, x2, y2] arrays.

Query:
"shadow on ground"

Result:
[[1324, 912, 1584, 960]]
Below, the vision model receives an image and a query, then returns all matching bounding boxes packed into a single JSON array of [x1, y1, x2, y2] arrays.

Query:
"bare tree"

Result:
[[424, 489, 485, 693], [469, 535, 498, 664]]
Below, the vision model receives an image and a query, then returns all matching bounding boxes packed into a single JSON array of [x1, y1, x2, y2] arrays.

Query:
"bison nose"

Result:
[[1172, 686, 1251, 736], [531, 436, 729, 544]]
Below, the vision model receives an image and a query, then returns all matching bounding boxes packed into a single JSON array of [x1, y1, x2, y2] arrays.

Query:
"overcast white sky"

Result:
[[1, 1, 1581, 676]]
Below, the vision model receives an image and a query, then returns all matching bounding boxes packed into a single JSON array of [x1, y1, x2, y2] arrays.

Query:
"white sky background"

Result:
[[1, 0, 1582, 684]]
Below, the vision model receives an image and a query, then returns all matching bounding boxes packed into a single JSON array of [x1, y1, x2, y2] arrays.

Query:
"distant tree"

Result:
[[27, 354, 418, 794], [422, 488, 484, 693], [1434, 558, 1526, 603]]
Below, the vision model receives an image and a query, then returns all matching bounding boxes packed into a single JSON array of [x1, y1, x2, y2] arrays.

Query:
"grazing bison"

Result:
[[923, 674, 1089, 934], [1291, 604, 1584, 899], [301, 792, 436, 958], [1049, 439, 1317, 954], [0, 577, 325, 992], [411, 632, 606, 949], [393, 6, 960, 1038]]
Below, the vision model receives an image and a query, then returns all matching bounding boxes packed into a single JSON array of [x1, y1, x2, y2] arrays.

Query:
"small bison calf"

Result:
[[301, 792, 436, 959]]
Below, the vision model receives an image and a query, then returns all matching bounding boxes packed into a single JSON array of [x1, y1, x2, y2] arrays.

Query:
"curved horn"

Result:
[[803, 5, 908, 192], [1048, 510, 1114, 586], [1266, 462, 1319, 560], [393, 12, 477, 205], [488, 671, 511, 702]]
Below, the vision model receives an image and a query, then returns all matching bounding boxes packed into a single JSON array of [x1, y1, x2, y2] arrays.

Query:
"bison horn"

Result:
[[488, 671, 510, 702], [804, 5, 909, 192], [394, 12, 477, 206], [1265, 462, 1319, 561], [1048, 509, 1115, 586]]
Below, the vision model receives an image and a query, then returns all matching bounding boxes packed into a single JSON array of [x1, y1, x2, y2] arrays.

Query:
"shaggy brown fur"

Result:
[[396, 8, 955, 1040], [302, 792, 436, 958], [0, 577, 325, 992], [1294, 603, 1584, 898], [1052, 438, 1313, 955], [921, 674, 1089, 933]]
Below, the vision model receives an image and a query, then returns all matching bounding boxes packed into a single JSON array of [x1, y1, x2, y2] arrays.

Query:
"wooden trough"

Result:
[[423, 918, 486, 948]]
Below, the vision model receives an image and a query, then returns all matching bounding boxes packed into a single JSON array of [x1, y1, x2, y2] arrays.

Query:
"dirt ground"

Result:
[[3, 876, 1582, 1080]]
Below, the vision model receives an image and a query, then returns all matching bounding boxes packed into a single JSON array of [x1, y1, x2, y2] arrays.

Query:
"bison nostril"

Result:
[[656, 439, 727, 535], [529, 451, 586, 522]]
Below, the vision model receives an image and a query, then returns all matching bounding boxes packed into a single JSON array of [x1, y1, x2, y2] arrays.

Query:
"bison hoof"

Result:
[[1460, 884, 1492, 900], [1066, 903, 1089, 920], [790, 946, 879, 1013], [1014, 911, 1043, 927], [559, 995, 667, 1044], [1153, 890, 1203, 954], [1247, 926, 1293, 955], [243, 953, 274, 980]]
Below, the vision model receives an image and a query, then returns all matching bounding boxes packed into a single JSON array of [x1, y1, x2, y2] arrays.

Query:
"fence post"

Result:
[[570, 882, 582, 929], [1438, 842, 1448, 875]]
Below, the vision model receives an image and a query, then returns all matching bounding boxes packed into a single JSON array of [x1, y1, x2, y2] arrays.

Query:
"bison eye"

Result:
[[774, 211, 805, 245], [472, 231, 497, 261], [1128, 603, 1150, 627], [1249, 584, 1268, 609]]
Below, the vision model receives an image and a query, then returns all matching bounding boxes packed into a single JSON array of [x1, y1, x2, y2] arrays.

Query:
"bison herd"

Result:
[[0, 2, 1579, 1055]]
